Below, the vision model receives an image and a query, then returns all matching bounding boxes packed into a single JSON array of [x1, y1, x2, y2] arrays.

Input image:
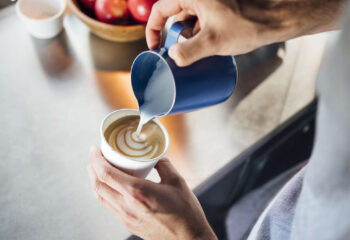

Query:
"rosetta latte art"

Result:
[[104, 117, 165, 160]]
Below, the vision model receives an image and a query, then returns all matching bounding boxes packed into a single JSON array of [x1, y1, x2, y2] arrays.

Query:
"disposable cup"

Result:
[[100, 109, 169, 178]]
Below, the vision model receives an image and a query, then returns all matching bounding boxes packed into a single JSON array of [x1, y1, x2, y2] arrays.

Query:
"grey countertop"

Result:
[[0, 6, 133, 240], [0, 4, 326, 240]]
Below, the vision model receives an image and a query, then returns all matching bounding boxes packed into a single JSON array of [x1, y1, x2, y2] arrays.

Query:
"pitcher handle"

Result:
[[164, 20, 196, 50]]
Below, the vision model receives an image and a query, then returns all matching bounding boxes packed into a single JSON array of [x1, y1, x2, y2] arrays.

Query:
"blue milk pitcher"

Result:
[[131, 21, 237, 120]]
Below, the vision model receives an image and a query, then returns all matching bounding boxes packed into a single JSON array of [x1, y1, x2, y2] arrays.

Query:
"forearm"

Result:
[[238, 0, 345, 44]]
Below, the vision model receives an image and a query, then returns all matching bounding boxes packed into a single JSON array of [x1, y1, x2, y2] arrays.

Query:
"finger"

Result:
[[193, 20, 201, 35], [99, 196, 123, 217], [173, 15, 199, 39], [172, 12, 194, 24], [168, 30, 215, 66], [88, 166, 123, 216], [88, 164, 124, 216], [98, 194, 138, 223], [146, 0, 184, 49], [98, 183, 139, 220], [87, 164, 100, 199], [88, 163, 148, 218], [89, 146, 137, 196], [88, 164, 124, 209], [155, 158, 184, 186]]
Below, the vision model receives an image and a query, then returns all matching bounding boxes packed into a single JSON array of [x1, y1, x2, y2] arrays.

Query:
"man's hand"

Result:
[[88, 146, 217, 240], [146, 0, 343, 67]]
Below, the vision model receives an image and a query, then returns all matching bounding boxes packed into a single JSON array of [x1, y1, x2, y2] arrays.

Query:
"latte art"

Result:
[[104, 116, 165, 160]]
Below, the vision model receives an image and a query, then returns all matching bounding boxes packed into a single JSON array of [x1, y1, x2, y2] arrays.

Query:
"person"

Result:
[[87, 0, 350, 239]]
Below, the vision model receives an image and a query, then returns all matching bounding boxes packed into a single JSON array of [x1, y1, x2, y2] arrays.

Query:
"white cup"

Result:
[[16, 0, 66, 39], [100, 109, 170, 178]]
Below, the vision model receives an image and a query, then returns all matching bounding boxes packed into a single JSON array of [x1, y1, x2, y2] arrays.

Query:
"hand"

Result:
[[146, 0, 343, 67], [87, 146, 217, 240], [146, 0, 261, 66]]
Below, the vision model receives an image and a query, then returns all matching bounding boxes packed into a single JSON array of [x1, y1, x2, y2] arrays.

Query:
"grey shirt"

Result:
[[247, 1, 350, 239]]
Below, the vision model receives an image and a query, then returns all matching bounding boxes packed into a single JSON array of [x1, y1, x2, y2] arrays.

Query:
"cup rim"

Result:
[[100, 109, 170, 163], [131, 50, 177, 117], [16, 0, 66, 22]]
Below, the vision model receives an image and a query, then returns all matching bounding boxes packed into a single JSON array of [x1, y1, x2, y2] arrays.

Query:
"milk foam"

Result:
[[106, 118, 164, 160]]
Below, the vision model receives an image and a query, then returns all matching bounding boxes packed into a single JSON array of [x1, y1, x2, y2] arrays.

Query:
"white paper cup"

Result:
[[16, 0, 66, 39], [100, 109, 169, 178]]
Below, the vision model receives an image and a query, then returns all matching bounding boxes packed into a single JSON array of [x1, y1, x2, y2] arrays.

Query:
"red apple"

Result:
[[79, 0, 96, 10], [128, 0, 157, 23], [95, 0, 129, 24]]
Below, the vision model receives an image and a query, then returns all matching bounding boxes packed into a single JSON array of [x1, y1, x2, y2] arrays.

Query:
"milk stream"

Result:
[[135, 57, 174, 136], [136, 112, 152, 136]]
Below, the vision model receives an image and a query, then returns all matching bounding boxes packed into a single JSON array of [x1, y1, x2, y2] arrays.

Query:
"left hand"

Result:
[[87, 146, 217, 240]]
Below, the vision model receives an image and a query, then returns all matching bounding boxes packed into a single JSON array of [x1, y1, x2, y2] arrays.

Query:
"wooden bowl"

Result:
[[67, 0, 146, 42]]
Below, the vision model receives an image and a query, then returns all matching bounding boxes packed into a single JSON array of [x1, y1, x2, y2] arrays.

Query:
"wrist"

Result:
[[192, 232, 217, 240], [176, 221, 217, 240], [190, 224, 218, 240], [240, 0, 343, 45]]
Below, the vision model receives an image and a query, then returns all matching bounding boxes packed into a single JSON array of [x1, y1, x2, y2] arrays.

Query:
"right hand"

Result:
[[146, 0, 262, 67], [146, 0, 342, 67]]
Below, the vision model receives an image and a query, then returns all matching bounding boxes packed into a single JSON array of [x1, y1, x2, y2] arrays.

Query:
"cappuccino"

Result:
[[104, 116, 165, 160]]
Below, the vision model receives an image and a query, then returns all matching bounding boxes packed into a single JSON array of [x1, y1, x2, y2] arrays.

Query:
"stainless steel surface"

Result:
[[0, 5, 327, 240]]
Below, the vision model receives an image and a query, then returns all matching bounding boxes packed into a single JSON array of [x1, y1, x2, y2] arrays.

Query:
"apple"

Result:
[[79, 0, 96, 10], [95, 0, 129, 24], [128, 0, 157, 23]]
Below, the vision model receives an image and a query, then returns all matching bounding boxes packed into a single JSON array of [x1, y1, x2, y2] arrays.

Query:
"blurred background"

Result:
[[0, 0, 339, 239]]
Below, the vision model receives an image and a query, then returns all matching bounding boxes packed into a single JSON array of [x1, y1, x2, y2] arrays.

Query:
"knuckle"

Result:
[[98, 166, 111, 182], [131, 187, 141, 199], [120, 204, 128, 214], [169, 175, 185, 188], [131, 182, 146, 197], [121, 205, 137, 220], [152, 2, 160, 13], [93, 180, 101, 194]]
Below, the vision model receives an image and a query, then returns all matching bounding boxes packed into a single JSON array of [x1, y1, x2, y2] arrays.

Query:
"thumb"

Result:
[[168, 31, 214, 67], [155, 158, 182, 185]]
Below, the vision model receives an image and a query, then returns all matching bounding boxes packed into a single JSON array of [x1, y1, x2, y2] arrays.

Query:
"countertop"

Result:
[[0, 5, 329, 240]]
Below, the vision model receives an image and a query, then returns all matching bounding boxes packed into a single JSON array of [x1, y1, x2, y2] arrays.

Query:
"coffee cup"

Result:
[[100, 109, 169, 178], [16, 0, 66, 39]]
